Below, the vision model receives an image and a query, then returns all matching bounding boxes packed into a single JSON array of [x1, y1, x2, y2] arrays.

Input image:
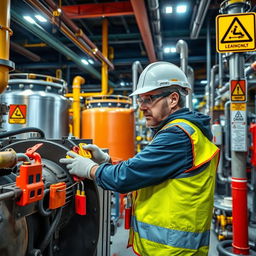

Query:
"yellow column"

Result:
[[72, 76, 85, 138], [101, 18, 108, 95], [0, 0, 12, 93]]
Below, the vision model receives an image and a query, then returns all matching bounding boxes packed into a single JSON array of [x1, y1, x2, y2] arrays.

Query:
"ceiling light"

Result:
[[81, 59, 89, 65], [35, 15, 47, 23], [164, 47, 176, 53], [165, 6, 173, 14], [176, 5, 187, 13], [88, 59, 94, 64], [200, 80, 208, 84], [23, 16, 36, 24]]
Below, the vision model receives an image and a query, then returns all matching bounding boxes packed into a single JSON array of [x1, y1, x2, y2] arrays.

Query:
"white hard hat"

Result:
[[130, 61, 192, 96]]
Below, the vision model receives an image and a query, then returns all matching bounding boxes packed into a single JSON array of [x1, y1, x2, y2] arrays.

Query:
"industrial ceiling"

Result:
[[9, 0, 253, 98]]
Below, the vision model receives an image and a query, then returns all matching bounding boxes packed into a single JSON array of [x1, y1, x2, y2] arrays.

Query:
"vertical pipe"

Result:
[[0, 0, 14, 93], [210, 65, 218, 121], [132, 61, 143, 109], [72, 76, 85, 138], [176, 40, 192, 110], [225, 1, 249, 254], [101, 18, 108, 95], [219, 53, 224, 88], [206, 19, 211, 115]]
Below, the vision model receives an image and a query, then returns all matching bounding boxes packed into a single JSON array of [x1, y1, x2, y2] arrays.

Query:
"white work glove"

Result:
[[83, 144, 110, 164], [59, 151, 98, 179]]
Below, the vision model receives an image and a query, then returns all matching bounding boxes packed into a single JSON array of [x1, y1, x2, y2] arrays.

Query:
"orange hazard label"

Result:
[[230, 80, 246, 102], [9, 105, 27, 124]]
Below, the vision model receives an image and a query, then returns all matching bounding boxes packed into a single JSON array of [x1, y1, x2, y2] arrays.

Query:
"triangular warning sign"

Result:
[[233, 111, 244, 121], [11, 106, 24, 119], [221, 17, 252, 43], [232, 83, 245, 96]]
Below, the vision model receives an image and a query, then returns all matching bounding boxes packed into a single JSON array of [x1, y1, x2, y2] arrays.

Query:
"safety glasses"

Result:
[[136, 91, 172, 107]]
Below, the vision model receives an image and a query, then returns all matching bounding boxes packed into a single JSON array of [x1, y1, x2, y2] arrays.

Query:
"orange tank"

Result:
[[81, 96, 135, 161]]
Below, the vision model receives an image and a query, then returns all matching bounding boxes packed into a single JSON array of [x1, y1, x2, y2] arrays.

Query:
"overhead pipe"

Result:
[[176, 40, 192, 110], [130, 0, 157, 63], [11, 9, 115, 87], [0, 0, 14, 93], [25, 0, 114, 70], [190, 0, 211, 39], [43, 0, 114, 70], [10, 41, 41, 62], [148, 0, 163, 60], [25, 0, 96, 61]]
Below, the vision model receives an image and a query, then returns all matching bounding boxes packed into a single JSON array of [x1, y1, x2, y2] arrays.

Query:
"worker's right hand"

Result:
[[82, 144, 110, 164]]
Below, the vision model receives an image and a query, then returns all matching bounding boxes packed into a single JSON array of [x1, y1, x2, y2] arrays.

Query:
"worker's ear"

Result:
[[168, 92, 179, 108]]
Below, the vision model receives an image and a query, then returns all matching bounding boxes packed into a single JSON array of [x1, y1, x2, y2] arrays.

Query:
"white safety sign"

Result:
[[231, 103, 247, 151]]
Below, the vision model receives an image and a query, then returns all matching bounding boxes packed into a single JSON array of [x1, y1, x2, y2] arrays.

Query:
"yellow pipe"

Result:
[[72, 76, 85, 138], [23, 42, 47, 48], [0, 0, 11, 93], [101, 18, 109, 95], [228, 0, 246, 3]]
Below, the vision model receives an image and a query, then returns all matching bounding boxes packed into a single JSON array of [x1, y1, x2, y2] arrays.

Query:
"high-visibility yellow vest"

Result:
[[128, 119, 220, 256]]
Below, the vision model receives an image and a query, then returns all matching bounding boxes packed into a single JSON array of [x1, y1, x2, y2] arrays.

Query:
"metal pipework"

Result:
[[224, 101, 232, 162], [72, 76, 85, 138], [130, 0, 157, 62], [148, 0, 163, 59], [132, 61, 143, 109], [190, 0, 211, 39], [0, 149, 17, 169], [25, 0, 114, 70], [11, 10, 112, 85], [210, 65, 219, 120], [245, 61, 256, 77], [0, 0, 14, 94], [223, 1, 250, 255], [10, 41, 41, 62], [176, 40, 192, 110]]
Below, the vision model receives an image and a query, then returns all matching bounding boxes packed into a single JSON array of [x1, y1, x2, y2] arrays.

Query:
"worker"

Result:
[[60, 61, 220, 256]]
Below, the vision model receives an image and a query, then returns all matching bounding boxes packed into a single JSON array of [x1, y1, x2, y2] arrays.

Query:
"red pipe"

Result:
[[130, 0, 157, 63], [62, 1, 134, 19], [232, 177, 250, 255]]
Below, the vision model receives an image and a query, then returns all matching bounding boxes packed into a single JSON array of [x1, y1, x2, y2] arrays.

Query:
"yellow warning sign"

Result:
[[9, 104, 27, 124], [230, 80, 246, 102], [216, 12, 256, 53]]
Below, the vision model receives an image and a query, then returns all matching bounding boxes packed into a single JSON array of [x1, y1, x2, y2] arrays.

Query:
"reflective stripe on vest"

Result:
[[131, 216, 210, 250]]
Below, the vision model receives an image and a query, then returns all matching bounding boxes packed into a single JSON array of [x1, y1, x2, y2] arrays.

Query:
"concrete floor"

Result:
[[111, 219, 219, 256]]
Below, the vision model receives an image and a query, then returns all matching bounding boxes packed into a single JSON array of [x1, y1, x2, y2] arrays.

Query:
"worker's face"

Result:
[[137, 89, 180, 128]]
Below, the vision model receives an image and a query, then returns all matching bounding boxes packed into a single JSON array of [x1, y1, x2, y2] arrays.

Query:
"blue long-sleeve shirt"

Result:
[[95, 108, 212, 193]]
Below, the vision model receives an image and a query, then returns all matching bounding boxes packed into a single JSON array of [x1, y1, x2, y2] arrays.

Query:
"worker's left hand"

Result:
[[59, 151, 98, 179]]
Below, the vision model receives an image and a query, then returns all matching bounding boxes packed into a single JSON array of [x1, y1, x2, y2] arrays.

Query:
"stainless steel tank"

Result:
[[0, 73, 70, 138]]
